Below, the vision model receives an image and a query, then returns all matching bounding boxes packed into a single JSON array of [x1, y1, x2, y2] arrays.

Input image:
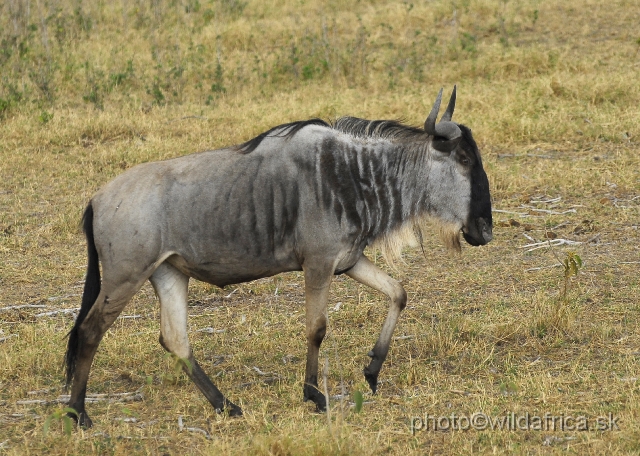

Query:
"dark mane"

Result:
[[331, 117, 428, 141], [237, 118, 329, 154], [236, 116, 433, 154]]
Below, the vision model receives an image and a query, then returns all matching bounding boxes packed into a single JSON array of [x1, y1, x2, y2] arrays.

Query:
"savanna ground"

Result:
[[1, 0, 639, 454]]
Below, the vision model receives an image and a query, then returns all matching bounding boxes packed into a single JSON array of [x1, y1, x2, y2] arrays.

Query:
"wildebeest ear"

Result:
[[431, 137, 461, 153], [424, 87, 462, 153]]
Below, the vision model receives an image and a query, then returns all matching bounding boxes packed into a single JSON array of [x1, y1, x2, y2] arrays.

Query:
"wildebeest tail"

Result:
[[65, 202, 101, 387]]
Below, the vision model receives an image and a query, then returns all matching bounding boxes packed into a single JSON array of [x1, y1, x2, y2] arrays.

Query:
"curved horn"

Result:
[[440, 85, 456, 122], [424, 88, 443, 136], [424, 87, 462, 152]]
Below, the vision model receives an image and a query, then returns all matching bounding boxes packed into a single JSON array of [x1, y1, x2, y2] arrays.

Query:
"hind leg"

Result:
[[150, 262, 242, 416], [301, 259, 335, 412], [68, 284, 140, 428]]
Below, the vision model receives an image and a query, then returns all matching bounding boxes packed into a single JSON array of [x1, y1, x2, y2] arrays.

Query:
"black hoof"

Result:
[[364, 370, 378, 394], [303, 386, 327, 412], [228, 405, 243, 417], [72, 411, 93, 429]]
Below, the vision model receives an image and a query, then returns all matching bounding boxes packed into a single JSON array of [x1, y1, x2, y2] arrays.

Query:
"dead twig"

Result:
[[195, 327, 226, 334], [0, 304, 47, 312], [493, 209, 529, 216], [47, 294, 80, 301], [521, 239, 582, 252], [529, 197, 562, 204], [520, 207, 577, 215], [17, 390, 144, 406], [34, 308, 79, 317]]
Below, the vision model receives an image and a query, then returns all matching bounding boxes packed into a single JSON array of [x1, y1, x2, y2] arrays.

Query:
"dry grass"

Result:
[[1, 0, 640, 454]]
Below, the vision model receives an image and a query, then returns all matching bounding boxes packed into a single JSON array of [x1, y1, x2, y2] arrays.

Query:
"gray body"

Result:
[[95, 129, 371, 286], [65, 87, 493, 427]]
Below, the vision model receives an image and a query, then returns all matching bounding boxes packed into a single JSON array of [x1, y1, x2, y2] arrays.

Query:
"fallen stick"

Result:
[[493, 209, 529, 216], [47, 294, 80, 301], [252, 366, 270, 376], [185, 427, 211, 439], [27, 388, 58, 395], [177, 415, 211, 439], [17, 391, 144, 406], [529, 197, 562, 204], [35, 308, 79, 317], [195, 327, 226, 334], [521, 239, 582, 252], [0, 304, 47, 312], [520, 207, 577, 215], [3, 413, 41, 419], [114, 417, 138, 423], [223, 288, 238, 299]]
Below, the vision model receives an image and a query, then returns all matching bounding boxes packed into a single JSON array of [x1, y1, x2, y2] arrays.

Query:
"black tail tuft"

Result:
[[65, 202, 101, 388]]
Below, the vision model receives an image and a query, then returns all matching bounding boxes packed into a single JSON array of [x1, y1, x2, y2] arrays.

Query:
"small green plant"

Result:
[[353, 390, 364, 413], [147, 79, 166, 106], [109, 60, 135, 89], [43, 407, 78, 437], [561, 251, 582, 302], [38, 110, 54, 124], [0, 98, 10, 117], [82, 62, 105, 110], [121, 407, 139, 418], [162, 353, 193, 384], [460, 32, 477, 54], [211, 58, 226, 94]]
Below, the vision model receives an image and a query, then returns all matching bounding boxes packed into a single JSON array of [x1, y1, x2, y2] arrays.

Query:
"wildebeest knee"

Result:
[[393, 285, 408, 311], [308, 319, 327, 346]]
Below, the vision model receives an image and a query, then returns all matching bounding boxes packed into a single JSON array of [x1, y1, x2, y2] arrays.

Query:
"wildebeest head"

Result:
[[423, 87, 493, 248]]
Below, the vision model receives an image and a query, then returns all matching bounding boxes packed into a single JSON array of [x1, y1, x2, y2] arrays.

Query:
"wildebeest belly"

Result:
[[166, 250, 302, 288]]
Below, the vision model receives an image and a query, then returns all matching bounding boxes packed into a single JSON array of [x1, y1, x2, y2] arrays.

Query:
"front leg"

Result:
[[346, 255, 407, 393], [302, 260, 335, 412]]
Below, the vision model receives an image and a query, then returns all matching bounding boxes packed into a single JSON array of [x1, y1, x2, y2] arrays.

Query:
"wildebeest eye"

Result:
[[460, 157, 471, 166]]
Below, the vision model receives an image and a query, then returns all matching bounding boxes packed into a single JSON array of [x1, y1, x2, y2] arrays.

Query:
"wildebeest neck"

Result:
[[316, 132, 431, 247]]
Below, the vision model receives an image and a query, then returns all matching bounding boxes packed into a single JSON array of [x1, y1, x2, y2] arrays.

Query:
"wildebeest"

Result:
[[65, 87, 492, 427]]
